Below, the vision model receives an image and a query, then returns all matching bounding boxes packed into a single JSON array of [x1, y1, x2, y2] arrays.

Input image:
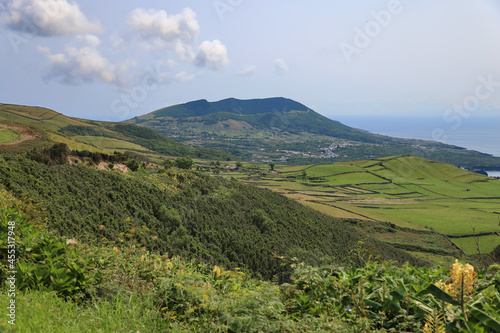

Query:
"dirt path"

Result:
[[0, 123, 38, 146]]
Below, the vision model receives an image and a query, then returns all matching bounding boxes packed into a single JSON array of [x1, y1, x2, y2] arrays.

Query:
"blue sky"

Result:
[[1, 0, 500, 121]]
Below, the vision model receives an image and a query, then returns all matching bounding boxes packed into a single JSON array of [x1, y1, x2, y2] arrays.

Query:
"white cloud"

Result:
[[126, 8, 199, 44], [0, 0, 102, 36], [194, 40, 229, 71], [172, 39, 195, 62], [274, 58, 289, 74], [23, 6, 229, 91], [38, 36, 128, 87], [76, 34, 100, 47], [126, 8, 229, 70], [237, 65, 256, 76], [175, 71, 198, 83]]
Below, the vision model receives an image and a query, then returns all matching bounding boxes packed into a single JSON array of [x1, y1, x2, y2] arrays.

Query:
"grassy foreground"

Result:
[[1, 194, 499, 332]]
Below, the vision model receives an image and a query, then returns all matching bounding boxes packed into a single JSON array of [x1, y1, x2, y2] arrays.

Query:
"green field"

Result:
[[245, 156, 500, 255], [73, 135, 153, 153], [453, 234, 500, 255], [0, 128, 20, 144]]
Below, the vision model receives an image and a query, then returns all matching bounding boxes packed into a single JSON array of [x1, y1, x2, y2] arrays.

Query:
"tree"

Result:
[[175, 156, 193, 170], [126, 159, 140, 172], [49, 143, 69, 164], [269, 163, 276, 171]]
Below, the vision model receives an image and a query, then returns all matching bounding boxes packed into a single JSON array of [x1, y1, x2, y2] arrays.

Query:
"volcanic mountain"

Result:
[[125, 97, 500, 169]]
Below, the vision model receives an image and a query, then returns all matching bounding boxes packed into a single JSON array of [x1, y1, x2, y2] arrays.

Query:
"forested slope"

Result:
[[0, 154, 424, 279]]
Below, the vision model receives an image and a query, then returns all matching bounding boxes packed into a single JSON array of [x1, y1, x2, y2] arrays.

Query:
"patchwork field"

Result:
[[225, 156, 500, 256]]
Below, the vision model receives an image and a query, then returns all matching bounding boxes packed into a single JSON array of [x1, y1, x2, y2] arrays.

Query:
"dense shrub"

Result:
[[27, 143, 69, 165], [0, 155, 425, 280]]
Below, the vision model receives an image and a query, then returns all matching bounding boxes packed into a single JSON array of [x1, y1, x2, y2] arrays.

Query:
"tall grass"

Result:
[[0, 291, 167, 332]]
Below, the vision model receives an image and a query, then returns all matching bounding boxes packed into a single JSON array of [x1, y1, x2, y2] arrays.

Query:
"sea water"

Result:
[[330, 115, 500, 174]]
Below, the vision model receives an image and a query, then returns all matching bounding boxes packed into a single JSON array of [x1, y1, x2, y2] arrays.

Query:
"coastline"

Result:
[[331, 115, 500, 158], [486, 171, 500, 177]]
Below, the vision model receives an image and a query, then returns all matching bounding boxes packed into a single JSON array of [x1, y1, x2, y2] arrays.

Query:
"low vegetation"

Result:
[[0, 199, 499, 332]]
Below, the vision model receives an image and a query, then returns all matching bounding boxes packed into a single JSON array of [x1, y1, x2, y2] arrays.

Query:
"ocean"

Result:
[[329, 115, 500, 174]]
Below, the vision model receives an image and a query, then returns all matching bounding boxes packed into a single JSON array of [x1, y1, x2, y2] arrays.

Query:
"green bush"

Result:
[[0, 207, 99, 299], [27, 143, 69, 165], [174, 156, 193, 170], [125, 158, 140, 172]]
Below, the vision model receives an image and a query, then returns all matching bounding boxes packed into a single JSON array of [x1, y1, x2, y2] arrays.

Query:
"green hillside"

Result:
[[0, 103, 238, 161], [149, 97, 310, 118], [2, 102, 498, 260], [1, 182, 498, 332], [0, 154, 423, 280], [133, 97, 412, 143], [0, 103, 95, 131]]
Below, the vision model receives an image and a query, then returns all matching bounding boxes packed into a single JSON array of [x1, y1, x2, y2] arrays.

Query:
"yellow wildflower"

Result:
[[435, 280, 453, 295], [450, 260, 475, 299], [213, 265, 222, 279]]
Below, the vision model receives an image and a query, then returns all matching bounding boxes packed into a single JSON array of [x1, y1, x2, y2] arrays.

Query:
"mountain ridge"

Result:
[[151, 97, 309, 117], [131, 97, 374, 141], [125, 97, 500, 169]]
